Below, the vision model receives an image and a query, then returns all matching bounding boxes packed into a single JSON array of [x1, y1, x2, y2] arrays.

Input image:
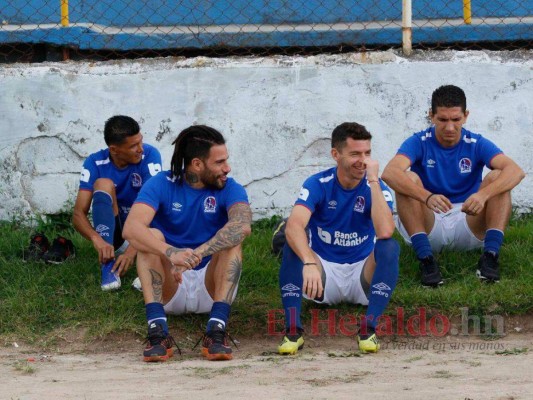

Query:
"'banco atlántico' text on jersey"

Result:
[[295, 167, 394, 264], [79, 143, 162, 222], [397, 127, 502, 203], [134, 171, 249, 270]]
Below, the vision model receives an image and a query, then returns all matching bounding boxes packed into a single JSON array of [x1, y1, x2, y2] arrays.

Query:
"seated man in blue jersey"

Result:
[[278, 122, 400, 355], [73, 115, 162, 291], [382, 85, 525, 287], [123, 125, 252, 362]]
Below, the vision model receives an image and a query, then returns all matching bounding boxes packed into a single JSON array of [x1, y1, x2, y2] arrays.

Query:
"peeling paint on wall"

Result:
[[0, 50, 532, 220]]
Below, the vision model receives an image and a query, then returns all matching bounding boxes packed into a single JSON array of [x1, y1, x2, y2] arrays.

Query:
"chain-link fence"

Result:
[[1, 1, 532, 62]]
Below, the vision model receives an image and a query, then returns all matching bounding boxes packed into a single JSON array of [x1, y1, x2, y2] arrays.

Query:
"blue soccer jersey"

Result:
[[295, 167, 394, 264], [79, 143, 162, 222], [397, 127, 502, 203], [135, 171, 249, 269]]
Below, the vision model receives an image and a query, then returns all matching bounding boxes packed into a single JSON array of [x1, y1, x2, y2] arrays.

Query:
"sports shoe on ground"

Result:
[[476, 251, 500, 282], [419, 256, 444, 287], [101, 259, 121, 291], [23, 232, 50, 262], [199, 324, 234, 361], [357, 332, 380, 353], [278, 328, 305, 355], [132, 277, 143, 292], [143, 322, 179, 362], [42, 236, 75, 264]]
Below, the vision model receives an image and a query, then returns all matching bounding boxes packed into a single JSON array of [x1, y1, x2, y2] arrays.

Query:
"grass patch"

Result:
[[0, 214, 532, 345]]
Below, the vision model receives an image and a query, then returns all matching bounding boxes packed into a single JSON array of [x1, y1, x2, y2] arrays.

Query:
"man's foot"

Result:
[[201, 325, 233, 361], [278, 328, 304, 355], [357, 332, 380, 353], [101, 259, 121, 291], [476, 252, 500, 282], [23, 232, 50, 262], [419, 256, 443, 287], [143, 322, 178, 362], [42, 236, 75, 264]]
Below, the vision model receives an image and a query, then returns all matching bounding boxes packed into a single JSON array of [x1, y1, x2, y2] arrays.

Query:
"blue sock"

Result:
[[484, 229, 504, 255], [364, 239, 400, 332], [145, 302, 168, 334], [206, 302, 231, 332], [92, 191, 115, 247], [411, 232, 432, 259], [279, 244, 304, 334]]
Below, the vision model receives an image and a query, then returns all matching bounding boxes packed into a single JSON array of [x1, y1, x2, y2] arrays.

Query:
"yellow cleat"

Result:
[[357, 333, 380, 353], [278, 334, 304, 355]]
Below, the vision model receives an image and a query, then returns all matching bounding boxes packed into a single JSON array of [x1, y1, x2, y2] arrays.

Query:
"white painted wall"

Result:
[[0, 50, 531, 221]]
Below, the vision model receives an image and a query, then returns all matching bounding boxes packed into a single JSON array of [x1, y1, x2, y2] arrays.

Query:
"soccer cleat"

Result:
[[143, 322, 179, 362], [419, 256, 444, 287], [278, 329, 304, 355], [42, 236, 75, 264], [357, 333, 380, 353], [132, 276, 143, 292], [23, 232, 50, 262], [200, 325, 234, 361], [101, 259, 121, 291], [476, 252, 500, 282]]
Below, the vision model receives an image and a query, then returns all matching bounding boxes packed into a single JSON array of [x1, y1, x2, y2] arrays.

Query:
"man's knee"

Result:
[[93, 178, 116, 194]]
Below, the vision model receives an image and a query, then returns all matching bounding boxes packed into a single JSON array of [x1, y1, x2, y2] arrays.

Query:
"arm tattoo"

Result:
[[149, 269, 163, 303], [223, 257, 242, 304], [197, 203, 252, 258], [165, 246, 183, 258], [185, 172, 199, 184]]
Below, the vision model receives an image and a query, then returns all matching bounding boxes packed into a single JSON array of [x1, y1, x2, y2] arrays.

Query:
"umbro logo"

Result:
[[372, 282, 391, 291], [281, 283, 300, 291], [427, 159, 436, 168], [172, 202, 182, 211], [95, 224, 109, 233], [328, 200, 337, 209]]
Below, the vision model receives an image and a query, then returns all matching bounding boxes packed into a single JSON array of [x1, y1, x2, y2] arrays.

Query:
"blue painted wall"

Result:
[[1, 0, 532, 49]]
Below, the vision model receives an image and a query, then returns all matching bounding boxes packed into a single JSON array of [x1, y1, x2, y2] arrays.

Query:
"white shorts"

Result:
[[163, 262, 239, 315], [396, 204, 483, 253], [305, 254, 369, 306]]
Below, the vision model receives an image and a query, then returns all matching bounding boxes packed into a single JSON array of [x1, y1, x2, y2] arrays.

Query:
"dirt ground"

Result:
[[1, 324, 532, 400]]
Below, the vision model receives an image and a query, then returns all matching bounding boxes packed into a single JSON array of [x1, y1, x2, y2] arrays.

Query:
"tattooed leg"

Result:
[[205, 245, 243, 304]]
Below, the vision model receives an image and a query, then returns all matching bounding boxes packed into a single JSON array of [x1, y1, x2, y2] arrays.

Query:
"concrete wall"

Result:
[[0, 50, 532, 221]]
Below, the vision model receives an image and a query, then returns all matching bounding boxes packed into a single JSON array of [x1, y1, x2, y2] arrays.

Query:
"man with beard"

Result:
[[123, 125, 252, 362], [278, 122, 400, 355]]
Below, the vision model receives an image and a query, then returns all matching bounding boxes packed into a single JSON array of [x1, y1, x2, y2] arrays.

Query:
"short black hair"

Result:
[[103, 115, 140, 146], [331, 122, 372, 150], [170, 125, 226, 180], [431, 85, 467, 114]]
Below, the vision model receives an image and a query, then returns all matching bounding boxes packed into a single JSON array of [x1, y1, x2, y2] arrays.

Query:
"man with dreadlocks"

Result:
[[123, 125, 252, 362]]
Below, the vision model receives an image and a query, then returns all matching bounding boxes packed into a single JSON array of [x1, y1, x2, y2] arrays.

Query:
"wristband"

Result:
[[303, 262, 317, 266], [367, 180, 379, 184], [425, 193, 435, 206]]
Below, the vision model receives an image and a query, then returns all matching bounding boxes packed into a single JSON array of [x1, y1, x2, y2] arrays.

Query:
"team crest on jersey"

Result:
[[353, 196, 365, 213], [204, 196, 217, 213], [131, 173, 143, 188], [459, 158, 472, 173]]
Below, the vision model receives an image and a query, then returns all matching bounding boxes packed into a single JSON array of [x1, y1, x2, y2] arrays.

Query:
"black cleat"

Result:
[[476, 252, 500, 282], [419, 256, 444, 287], [42, 236, 75, 264], [23, 232, 50, 262]]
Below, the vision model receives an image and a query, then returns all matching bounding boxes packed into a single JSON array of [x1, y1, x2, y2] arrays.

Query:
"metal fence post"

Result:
[[402, 0, 413, 56], [463, 0, 472, 24], [60, 0, 69, 27]]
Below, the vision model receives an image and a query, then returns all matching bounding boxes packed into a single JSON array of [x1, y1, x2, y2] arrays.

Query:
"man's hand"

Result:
[[303, 263, 323, 300], [170, 263, 188, 284], [363, 158, 380, 181], [112, 246, 137, 276], [425, 193, 453, 214], [461, 192, 488, 216], [91, 236, 115, 264], [165, 246, 201, 269]]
